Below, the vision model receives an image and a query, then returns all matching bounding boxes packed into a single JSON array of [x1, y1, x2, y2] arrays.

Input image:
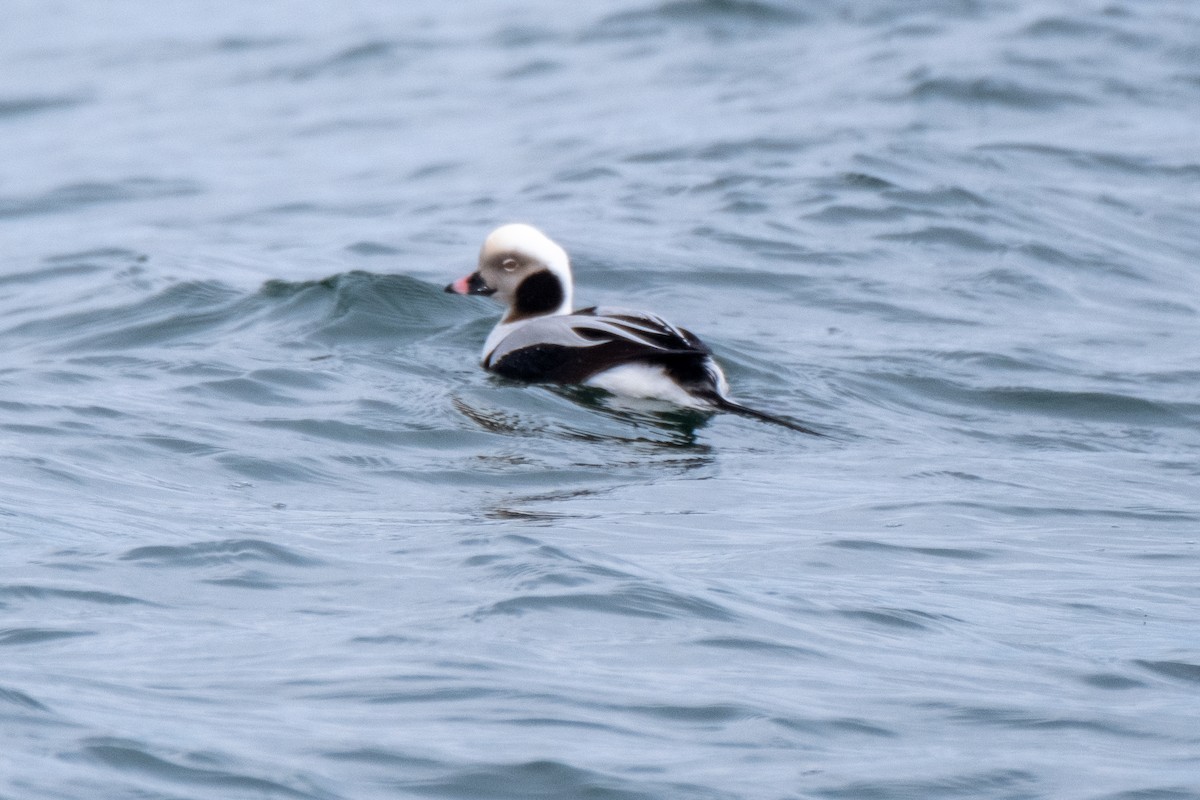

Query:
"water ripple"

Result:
[[0, 94, 89, 119], [693, 636, 821, 658], [1080, 673, 1147, 691], [815, 769, 1039, 800], [864, 373, 1197, 430], [0, 178, 202, 219], [1098, 790, 1200, 800], [1135, 660, 1200, 684], [0, 585, 152, 606], [944, 704, 1149, 738], [406, 758, 686, 800], [0, 686, 51, 712], [476, 583, 738, 622], [0, 628, 93, 647], [835, 608, 948, 632], [590, 0, 808, 41], [84, 738, 323, 799], [826, 538, 991, 561], [908, 75, 1089, 109], [120, 539, 320, 567]]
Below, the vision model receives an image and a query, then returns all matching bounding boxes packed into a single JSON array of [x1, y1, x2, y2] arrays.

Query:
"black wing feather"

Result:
[[488, 308, 718, 389], [482, 308, 826, 435]]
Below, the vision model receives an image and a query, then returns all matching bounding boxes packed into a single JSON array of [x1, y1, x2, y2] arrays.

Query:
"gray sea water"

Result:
[[3, 1, 1200, 798]]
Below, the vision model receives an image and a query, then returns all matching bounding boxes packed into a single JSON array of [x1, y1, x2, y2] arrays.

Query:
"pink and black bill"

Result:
[[445, 272, 494, 296]]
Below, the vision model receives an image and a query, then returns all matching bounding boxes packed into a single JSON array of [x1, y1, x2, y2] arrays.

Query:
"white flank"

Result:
[[585, 363, 713, 408]]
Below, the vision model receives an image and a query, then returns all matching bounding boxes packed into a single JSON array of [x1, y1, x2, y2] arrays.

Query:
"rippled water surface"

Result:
[[3, 2, 1200, 798]]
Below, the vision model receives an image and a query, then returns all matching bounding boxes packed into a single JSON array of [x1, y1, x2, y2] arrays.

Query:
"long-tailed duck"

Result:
[[445, 223, 821, 434]]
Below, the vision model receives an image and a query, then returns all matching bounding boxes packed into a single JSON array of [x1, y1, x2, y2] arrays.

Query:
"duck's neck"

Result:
[[502, 269, 572, 324]]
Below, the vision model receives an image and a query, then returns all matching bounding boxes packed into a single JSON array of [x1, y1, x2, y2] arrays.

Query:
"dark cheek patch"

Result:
[[513, 270, 564, 318]]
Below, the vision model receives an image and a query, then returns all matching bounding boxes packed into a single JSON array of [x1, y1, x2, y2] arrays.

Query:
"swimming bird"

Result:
[[445, 224, 821, 434]]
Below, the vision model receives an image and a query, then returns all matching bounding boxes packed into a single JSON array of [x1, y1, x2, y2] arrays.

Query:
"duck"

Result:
[[445, 224, 821, 434]]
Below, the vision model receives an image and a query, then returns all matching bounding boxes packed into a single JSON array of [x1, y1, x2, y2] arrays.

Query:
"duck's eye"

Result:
[[501, 258, 518, 271]]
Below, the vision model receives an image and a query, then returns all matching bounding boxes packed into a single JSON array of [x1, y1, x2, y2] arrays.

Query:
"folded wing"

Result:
[[484, 307, 717, 388]]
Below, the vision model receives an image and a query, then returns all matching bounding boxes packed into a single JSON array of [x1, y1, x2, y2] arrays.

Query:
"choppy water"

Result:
[[3, 2, 1200, 798]]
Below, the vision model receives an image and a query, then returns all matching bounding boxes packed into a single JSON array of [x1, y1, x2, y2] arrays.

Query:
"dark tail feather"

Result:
[[709, 396, 825, 436]]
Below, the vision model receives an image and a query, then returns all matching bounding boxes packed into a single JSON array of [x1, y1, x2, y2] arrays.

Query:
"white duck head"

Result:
[[445, 224, 574, 322]]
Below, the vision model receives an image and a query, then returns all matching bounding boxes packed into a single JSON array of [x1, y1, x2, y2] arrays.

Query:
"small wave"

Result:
[[553, 165, 620, 184], [84, 738, 319, 799], [186, 377, 302, 406], [1095, 789, 1200, 800], [120, 538, 319, 567], [976, 142, 1200, 180], [490, 25, 558, 48], [7, 279, 243, 353], [688, 227, 816, 262], [272, 39, 427, 81], [1134, 660, 1200, 684], [908, 75, 1088, 110], [407, 758, 690, 800], [866, 373, 1196, 429], [0, 686, 50, 711], [502, 58, 563, 80], [835, 607, 949, 632], [261, 271, 474, 345], [0, 628, 93, 646], [0, 178, 202, 220], [623, 701, 752, 724], [344, 240, 402, 257], [826, 538, 991, 561], [5, 270, 465, 358], [314, 685, 499, 706], [885, 184, 992, 209], [0, 260, 106, 290], [693, 636, 820, 657], [588, 0, 808, 41], [806, 203, 921, 226], [984, 388, 1195, 426], [0, 585, 152, 605], [816, 769, 1039, 799], [624, 137, 809, 166], [212, 35, 295, 53], [1079, 672, 1147, 691], [944, 704, 1147, 738], [805, 180, 994, 233], [877, 225, 1006, 252], [324, 746, 445, 770], [476, 583, 738, 622], [251, 417, 437, 445], [834, 171, 899, 191], [653, 0, 806, 22], [0, 94, 88, 119], [773, 715, 897, 738], [137, 434, 225, 456], [465, 536, 636, 591], [203, 570, 288, 590], [1020, 15, 1155, 49]]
